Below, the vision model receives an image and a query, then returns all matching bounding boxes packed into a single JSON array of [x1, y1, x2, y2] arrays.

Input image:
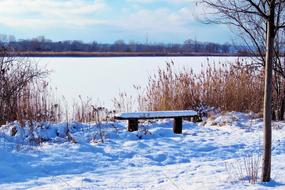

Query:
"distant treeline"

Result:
[[0, 35, 245, 55]]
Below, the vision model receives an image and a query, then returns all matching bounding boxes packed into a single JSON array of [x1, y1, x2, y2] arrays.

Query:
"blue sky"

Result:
[[0, 0, 233, 43]]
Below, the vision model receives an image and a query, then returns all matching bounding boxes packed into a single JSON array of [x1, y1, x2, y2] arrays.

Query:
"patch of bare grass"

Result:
[[225, 153, 261, 184]]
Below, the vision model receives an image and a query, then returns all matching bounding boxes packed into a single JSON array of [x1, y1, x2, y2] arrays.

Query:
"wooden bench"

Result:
[[114, 110, 198, 134]]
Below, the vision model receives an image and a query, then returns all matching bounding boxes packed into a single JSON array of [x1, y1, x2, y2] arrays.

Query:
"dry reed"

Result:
[[139, 60, 264, 113]]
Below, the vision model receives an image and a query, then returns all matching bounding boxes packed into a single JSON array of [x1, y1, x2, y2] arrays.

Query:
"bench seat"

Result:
[[115, 110, 198, 134]]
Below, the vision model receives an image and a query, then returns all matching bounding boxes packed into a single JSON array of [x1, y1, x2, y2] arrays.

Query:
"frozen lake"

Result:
[[37, 56, 239, 108]]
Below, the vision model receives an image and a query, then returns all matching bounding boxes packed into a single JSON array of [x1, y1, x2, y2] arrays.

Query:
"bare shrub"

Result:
[[225, 154, 261, 184], [70, 97, 118, 143], [71, 96, 115, 123], [272, 122, 284, 130], [137, 123, 152, 139], [0, 46, 60, 124], [113, 91, 136, 112], [72, 96, 95, 123]]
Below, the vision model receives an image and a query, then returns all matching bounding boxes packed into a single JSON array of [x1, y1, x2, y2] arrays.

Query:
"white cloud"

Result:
[[127, 0, 194, 4], [0, 0, 108, 28], [127, 0, 157, 3], [0, 0, 212, 42], [168, 0, 195, 3], [124, 0, 197, 30], [113, 7, 195, 35]]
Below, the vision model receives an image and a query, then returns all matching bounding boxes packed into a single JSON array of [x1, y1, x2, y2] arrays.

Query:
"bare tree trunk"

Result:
[[280, 96, 285, 121], [272, 110, 276, 121], [262, 0, 275, 182]]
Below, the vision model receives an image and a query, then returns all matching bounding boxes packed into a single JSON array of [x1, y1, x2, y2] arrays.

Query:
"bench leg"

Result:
[[173, 117, 182, 134], [128, 119, 138, 132]]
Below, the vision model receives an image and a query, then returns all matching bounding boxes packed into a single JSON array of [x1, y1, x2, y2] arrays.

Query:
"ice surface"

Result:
[[39, 56, 240, 108]]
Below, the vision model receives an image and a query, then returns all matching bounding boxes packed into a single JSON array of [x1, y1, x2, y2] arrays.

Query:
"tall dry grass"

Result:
[[11, 84, 117, 125], [0, 45, 57, 124], [113, 92, 136, 113], [140, 60, 264, 113], [13, 59, 265, 124], [225, 154, 261, 184], [1, 73, 113, 125], [72, 95, 116, 123], [11, 81, 62, 124]]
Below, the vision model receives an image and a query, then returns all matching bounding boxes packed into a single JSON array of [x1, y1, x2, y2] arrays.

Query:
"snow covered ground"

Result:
[[0, 112, 285, 190]]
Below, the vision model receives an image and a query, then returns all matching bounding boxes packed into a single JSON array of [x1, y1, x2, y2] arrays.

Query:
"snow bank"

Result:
[[0, 112, 284, 190]]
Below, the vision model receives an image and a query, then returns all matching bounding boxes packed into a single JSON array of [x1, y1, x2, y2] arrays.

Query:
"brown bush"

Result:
[[0, 46, 56, 124], [15, 81, 62, 123], [0, 43, 113, 125], [140, 60, 264, 113]]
